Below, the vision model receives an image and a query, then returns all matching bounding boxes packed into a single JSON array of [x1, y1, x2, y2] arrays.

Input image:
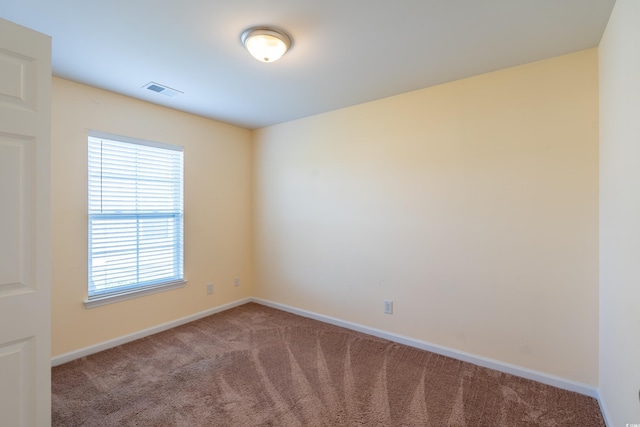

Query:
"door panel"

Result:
[[0, 47, 37, 110], [0, 338, 33, 427], [0, 18, 51, 427], [0, 134, 33, 295]]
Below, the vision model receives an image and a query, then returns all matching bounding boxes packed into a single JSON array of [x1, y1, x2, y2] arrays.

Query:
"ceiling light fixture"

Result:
[[240, 26, 291, 63]]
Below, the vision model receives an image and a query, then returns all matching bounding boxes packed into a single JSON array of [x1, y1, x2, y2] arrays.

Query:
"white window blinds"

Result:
[[88, 132, 184, 299]]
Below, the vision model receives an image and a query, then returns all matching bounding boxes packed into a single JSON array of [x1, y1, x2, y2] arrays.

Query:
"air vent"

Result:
[[142, 82, 183, 98]]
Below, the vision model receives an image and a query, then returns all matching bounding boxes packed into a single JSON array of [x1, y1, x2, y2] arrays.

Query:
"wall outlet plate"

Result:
[[206, 283, 213, 294], [384, 300, 393, 314]]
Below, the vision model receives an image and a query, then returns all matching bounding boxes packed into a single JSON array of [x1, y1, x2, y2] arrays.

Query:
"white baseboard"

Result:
[[251, 297, 599, 399], [51, 297, 252, 366], [596, 390, 613, 427]]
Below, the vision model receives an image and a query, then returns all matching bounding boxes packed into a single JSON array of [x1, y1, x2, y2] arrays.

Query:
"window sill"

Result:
[[84, 280, 187, 309]]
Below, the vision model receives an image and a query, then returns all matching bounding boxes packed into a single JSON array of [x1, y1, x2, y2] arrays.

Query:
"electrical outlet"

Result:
[[234, 277, 240, 287], [384, 300, 393, 315], [206, 283, 213, 294]]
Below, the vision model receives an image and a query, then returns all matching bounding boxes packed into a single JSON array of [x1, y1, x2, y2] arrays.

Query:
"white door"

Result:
[[0, 18, 52, 427]]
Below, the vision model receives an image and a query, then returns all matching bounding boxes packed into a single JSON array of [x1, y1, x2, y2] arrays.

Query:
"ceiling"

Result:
[[1, 0, 615, 130]]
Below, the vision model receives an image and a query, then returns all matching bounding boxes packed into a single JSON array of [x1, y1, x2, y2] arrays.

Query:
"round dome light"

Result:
[[241, 27, 292, 63]]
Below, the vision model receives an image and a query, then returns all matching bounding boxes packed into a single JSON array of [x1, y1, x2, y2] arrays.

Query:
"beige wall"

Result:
[[599, 0, 640, 423], [253, 50, 599, 385], [51, 78, 252, 356]]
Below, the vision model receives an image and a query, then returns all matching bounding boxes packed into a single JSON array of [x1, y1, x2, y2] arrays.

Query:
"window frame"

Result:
[[84, 130, 186, 308]]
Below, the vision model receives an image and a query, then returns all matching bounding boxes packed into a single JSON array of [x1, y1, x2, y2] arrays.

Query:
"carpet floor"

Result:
[[52, 302, 605, 426]]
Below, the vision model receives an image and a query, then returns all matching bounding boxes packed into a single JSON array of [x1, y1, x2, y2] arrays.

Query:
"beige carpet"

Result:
[[52, 302, 605, 426]]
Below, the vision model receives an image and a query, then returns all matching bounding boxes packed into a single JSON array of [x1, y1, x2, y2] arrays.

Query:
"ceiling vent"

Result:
[[142, 82, 183, 98]]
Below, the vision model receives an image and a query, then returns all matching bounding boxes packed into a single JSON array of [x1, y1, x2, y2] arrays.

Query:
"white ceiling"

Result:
[[1, 0, 615, 129]]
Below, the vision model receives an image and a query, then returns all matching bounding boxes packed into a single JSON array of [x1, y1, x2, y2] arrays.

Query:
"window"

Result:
[[86, 131, 184, 307]]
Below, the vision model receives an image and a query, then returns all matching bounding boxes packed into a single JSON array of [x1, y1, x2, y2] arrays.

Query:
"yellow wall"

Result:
[[51, 78, 253, 356], [51, 48, 600, 387], [599, 0, 640, 422], [253, 49, 599, 385]]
